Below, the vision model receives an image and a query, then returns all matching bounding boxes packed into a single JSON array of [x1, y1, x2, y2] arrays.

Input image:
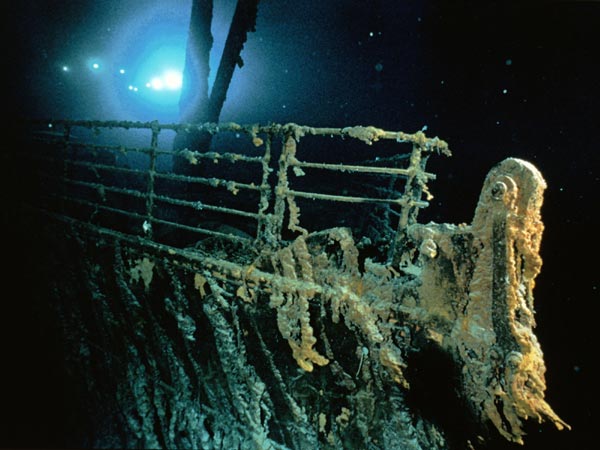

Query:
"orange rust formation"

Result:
[[22, 120, 568, 447]]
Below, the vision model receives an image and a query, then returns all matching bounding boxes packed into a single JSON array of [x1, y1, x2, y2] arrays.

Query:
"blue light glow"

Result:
[[144, 70, 183, 91], [96, 1, 249, 122], [163, 70, 183, 90], [86, 57, 104, 72], [100, 3, 191, 121], [131, 43, 186, 111], [150, 77, 164, 90]]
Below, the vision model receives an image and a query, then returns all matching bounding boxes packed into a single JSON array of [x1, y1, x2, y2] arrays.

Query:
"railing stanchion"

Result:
[[145, 121, 160, 239]]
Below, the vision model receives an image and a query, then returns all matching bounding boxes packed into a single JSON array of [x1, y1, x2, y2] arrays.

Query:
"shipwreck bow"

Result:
[[407, 158, 569, 443]]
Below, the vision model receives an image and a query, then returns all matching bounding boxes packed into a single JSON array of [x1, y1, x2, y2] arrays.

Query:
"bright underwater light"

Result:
[[147, 70, 182, 91], [104, 3, 243, 122], [163, 70, 183, 90], [150, 77, 165, 90], [105, 0, 244, 121], [130, 43, 186, 111]]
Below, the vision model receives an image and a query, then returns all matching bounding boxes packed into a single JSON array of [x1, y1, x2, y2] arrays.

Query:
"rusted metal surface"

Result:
[[22, 120, 449, 253], [18, 120, 567, 447]]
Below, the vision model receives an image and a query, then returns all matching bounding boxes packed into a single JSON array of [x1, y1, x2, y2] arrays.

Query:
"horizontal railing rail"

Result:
[[19, 120, 450, 260]]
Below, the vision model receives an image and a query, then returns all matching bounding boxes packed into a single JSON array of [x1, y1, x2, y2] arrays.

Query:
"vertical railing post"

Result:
[[388, 141, 428, 265], [255, 132, 273, 248], [145, 121, 159, 239], [271, 133, 295, 243]]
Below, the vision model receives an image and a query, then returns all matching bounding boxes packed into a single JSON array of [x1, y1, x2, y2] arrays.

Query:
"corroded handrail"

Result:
[[23, 120, 449, 254], [20, 120, 567, 445]]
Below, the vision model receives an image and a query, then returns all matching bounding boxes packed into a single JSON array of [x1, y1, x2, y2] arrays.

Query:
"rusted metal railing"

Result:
[[20, 120, 450, 260]]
